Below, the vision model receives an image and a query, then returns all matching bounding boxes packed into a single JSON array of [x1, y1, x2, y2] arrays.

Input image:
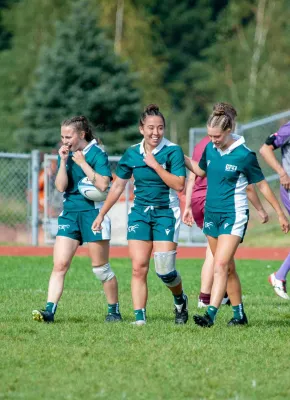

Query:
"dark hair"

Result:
[[61, 116, 102, 144], [139, 104, 166, 127], [207, 102, 237, 132]]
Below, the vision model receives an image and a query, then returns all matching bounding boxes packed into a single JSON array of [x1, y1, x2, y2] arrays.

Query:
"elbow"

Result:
[[97, 182, 109, 192], [176, 183, 185, 192], [259, 145, 266, 157]]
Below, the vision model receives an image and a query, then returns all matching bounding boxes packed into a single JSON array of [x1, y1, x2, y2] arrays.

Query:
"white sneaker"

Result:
[[197, 299, 208, 308], [268, 273, 290, 300], [130, 320, 146, 326]]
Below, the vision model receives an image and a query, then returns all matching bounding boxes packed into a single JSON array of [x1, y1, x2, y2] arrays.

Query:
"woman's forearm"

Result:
[[55, 160, 68, 192]]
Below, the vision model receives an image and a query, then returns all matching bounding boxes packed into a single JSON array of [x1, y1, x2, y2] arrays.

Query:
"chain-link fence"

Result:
[[0, 153, 34, 244]]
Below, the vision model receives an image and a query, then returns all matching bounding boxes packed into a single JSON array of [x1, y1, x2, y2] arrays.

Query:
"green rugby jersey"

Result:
[[116, 138, 186, 207], [199, 135, 264, 213], [57, 139, 112, 212]]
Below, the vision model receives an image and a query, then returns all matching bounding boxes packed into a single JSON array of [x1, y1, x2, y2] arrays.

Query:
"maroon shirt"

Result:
[[191, 136, 210, 199]]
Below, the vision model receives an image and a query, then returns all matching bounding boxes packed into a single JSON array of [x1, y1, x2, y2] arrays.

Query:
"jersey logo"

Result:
[[165, 229, 170, 235], [204, 222, 214, 229], [224, 223, 229, 229], [128, 224, 139, 233], [58, 224, 70, 231], [225, 164, 237, 171]]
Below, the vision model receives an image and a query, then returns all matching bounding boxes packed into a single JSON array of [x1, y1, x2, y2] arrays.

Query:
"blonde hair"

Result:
[[207, 102, 237, 132]]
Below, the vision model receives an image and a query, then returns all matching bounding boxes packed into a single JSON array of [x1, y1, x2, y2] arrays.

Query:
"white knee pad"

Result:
[[154, 250, 181, 287], [92, 263, 115, 283]]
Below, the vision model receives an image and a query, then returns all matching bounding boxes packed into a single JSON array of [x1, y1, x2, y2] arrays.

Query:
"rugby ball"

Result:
[[78, 177, 109, 202]]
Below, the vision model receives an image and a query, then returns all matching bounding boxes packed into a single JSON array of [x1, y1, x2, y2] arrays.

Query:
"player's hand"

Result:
[[182, 207, 195, 227], [92, 214, 104, 232], [59, 145, 69, 161], [143, 152, 159, 170], [257, 208, 269, 224], [280, 173, 290, 190], [72, 151, 86, 166], [278, 214, 290, 233]]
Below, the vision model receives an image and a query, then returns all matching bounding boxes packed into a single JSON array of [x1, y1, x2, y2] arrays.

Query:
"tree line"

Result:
[[0, 0, 290, 154]]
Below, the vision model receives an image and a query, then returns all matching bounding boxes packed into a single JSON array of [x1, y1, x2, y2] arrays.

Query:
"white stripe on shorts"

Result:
[[172, 206, 181, 244], [231, 211, 248, 238], [101, 214, 111, 240]]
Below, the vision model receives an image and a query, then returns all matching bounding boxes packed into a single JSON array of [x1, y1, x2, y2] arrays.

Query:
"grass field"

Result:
[[1, 256, 290, 400]]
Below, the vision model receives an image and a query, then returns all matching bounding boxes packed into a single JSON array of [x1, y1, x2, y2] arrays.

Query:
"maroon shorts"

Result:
[[191, 196, 205, 229]]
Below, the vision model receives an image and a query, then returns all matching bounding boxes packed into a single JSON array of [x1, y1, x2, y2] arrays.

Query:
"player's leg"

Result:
[[268, 186, 290, 299], [194, 234, 241, 327], [83, 210, 122, 322], [129, 239, 153, 325], [152, 207, 188, 324], [198, 244, 214, 307], [32, 236, 79, 322]]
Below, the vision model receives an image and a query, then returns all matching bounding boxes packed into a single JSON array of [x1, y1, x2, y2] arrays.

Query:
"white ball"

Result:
[[78, 177, 109, 202]]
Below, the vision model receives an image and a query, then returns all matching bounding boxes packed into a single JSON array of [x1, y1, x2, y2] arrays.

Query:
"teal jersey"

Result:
[[116, 138, 186, 207], [198, 135, 264, 213], [58, 139, 112, 212]]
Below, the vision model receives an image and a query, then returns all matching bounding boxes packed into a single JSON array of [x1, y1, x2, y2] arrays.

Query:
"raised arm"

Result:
[[55, 145, 69, 192], [184, 155, 206, 177]]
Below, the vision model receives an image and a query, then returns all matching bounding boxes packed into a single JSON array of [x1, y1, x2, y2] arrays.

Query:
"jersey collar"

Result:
[[140, 137, 168, 155], [82, 139, 97, 155], [215, 134, 245, 156]]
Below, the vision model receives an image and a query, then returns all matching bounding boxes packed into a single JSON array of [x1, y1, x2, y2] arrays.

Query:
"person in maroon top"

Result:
[[183, 136, 269, 308]]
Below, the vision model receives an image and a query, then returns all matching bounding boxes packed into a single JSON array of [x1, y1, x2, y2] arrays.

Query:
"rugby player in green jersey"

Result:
[[185, 103, 289, 327], [92, 104, 188, 325], [32, 116, 121, 323]]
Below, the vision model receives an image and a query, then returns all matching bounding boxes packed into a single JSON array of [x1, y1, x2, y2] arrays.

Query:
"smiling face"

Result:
[[60, 125, 87, 152], [139, 115, 165, 151], [207, 126, 232, 150]]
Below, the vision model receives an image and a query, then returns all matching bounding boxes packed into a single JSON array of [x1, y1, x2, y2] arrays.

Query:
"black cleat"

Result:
[[105, 313, 122, 322], [174, 294, 188, 324], [193, 312, 214, 328], [32, 309, 54, 323], [227, 314, 248, 326]]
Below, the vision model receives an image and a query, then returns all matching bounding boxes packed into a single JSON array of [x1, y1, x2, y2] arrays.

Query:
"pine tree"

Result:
[[16, 0, 140, 154]]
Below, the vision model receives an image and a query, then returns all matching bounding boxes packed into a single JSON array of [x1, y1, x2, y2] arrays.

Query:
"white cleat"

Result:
[[197, 299, 208, 308], [131, 320, 146, 326], [268, 273, 290, 300]]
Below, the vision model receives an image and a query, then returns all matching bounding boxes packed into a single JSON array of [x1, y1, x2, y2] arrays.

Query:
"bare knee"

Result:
[[52, 260, 70, 275], [213, 260, 229, 277], [132, 262, 149, 280]]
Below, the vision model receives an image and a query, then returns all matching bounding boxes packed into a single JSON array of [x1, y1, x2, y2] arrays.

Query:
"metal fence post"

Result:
[[31, 150, 40, 246]]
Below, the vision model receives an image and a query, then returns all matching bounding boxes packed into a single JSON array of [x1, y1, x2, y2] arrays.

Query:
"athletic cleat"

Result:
[[193, 312, 214, 328], [197, 299, 208, 308], [221, 296, 231, 306], [227, 314, 248, 326], [32, 309, 54, 323], [130, 320, 146, 326], [268, 273, 290, 300], [174, 294, 188, 324], [105, 313, 122, 322]]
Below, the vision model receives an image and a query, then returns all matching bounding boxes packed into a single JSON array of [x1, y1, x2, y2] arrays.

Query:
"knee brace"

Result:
[[92, 263, 115, 283], [154, 250, 181, 287]]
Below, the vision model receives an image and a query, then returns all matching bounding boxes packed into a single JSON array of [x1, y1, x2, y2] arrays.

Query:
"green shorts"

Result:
[[56, 209, 111, 245], [127, 205, 181, 243], [203, 210, 249, 243]]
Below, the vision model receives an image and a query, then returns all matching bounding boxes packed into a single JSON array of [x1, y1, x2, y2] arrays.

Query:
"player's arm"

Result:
[[259, 144, 290, 190], [246, 184, 268, 223], [143, 152, 185, 191], [91, 177, 128, 231], [182, 172, 195, 226], [55, 146, 69, 192], [72, 151, 110, 192], [184, 155, 206, 177], [256, 179, 289, 233]]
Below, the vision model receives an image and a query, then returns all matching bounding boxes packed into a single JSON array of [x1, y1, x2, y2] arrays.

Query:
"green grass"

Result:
[[1, 257, 290, 400]]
